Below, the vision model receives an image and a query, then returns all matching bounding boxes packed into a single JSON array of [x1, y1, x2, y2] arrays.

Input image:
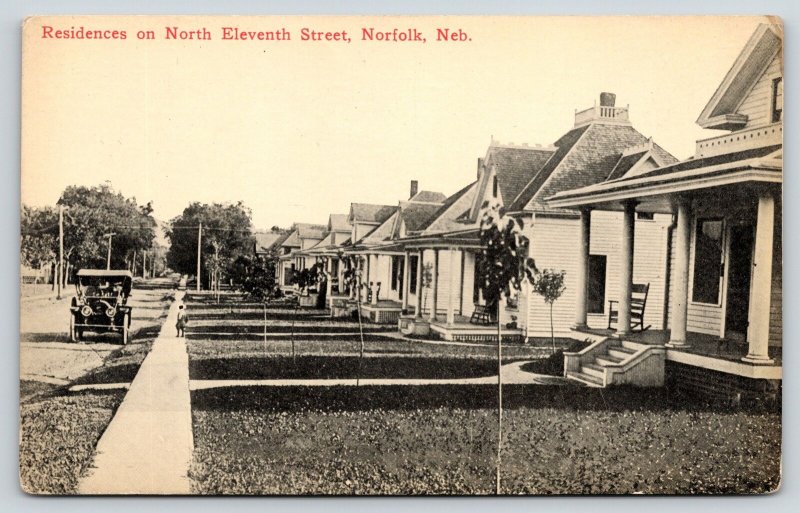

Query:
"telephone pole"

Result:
[[104, 233, 116, 270], [196, 222, 202, 291], [57, 205, 64, 299]]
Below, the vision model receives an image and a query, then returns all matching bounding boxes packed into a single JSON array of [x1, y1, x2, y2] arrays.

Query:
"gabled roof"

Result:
[[510, 123, 677, 212], [409, 190, 448, 203], [281, 229, 301, 248], [349, 203, 397, 224], [697, 23, 783, 130], [419, 181, 478, 234], [328, 214, 351, 232], [295, 223, 326, 240], [547, 145, 782, 206], [398, 201, 444, 235], [254, 232, 283, 252], [358, 209, 399, 245], [605, 151, 648, 181], [479, 144, 555, 214]]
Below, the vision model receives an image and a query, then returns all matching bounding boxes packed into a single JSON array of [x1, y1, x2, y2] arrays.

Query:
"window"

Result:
[[772, 77, 783, 123], [637, 211, 654, 221], [588, 255, 607, 314], [692, 218, 724, 304], [492, 176, 499, 197], [409, 255, 418, 294]]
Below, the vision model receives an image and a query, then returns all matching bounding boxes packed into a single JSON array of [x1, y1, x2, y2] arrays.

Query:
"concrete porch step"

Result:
[[567, 371, 604, 387], [582, 363, 605, 378], [595, 355, 624, 366], [608, 347, 636, 360]]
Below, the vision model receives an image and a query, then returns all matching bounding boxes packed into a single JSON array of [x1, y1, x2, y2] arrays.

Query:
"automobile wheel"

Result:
[[69, 315, 77, 342], [122, 312, 130, 345]]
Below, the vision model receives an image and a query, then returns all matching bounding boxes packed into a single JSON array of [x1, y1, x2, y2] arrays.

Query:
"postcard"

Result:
[[20, 15, 782, 495]]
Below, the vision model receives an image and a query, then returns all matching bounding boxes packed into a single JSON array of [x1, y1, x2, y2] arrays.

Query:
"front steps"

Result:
[[565, 337, 665, 387]]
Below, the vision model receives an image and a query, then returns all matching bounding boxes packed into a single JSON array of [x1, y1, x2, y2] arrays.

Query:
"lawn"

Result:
[[19, 388, 126, 494], [190, 385, 780, 495]]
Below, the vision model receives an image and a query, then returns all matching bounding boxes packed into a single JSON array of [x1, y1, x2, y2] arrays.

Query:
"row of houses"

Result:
[[255, 24, 782, 392]]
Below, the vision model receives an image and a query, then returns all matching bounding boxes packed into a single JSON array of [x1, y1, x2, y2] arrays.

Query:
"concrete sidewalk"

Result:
[[78, 290, 193, 495]]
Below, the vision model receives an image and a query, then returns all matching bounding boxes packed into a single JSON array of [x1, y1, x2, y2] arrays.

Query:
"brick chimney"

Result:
[[409, 180, 418, 199], [600, 92, 616, 107]]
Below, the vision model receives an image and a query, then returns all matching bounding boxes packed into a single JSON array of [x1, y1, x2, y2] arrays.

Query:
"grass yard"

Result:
[[190, 385, 781, 495], [19, 388, 126, 494]]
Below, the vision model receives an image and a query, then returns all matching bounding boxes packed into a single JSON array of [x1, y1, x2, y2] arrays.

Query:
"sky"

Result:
[[21, 15, 767, 230]]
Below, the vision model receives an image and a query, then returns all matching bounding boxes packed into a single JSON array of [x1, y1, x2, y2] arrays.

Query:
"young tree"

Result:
[[477, 199, 537, 495], [532, 269, 567, 352], [230, 254, 277, 302]]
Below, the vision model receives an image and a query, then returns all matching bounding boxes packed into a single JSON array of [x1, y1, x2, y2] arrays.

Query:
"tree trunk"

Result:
[[356, 278, 365, 386]]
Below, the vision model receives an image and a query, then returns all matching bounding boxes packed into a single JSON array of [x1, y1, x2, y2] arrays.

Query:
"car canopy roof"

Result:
[[77, 269, 134, 278]]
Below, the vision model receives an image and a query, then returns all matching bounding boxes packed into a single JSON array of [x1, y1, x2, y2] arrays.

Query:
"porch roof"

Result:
[[546, 145, 782, 212], [395, 228, 481, 250]]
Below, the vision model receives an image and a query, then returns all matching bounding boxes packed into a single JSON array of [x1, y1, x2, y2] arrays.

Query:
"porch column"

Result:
[[370, 255, 379, 305], [429, 249, 439, 322], [402, 252, 410, 311], [446, 249, 459, 326], [743, 191, 775, 364], [326, 257, 333, 298], [617, 200, 637, 336], [415, 251, 424, 319], [573, 208, 591, 329], [667, 198, 691, 348], [364, 255, 371, 303]]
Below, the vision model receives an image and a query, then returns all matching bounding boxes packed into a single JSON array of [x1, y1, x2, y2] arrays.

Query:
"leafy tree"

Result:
[[165, 201, 254, 287], [20, 205, 58, 272], [230, 254, 278, 302], [34, 184, 157, 283], [477, 199, 537, 495], [532, 269, 567, 352]]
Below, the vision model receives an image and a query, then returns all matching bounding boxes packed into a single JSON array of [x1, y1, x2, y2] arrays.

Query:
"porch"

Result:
[[428, 315, 524, 343], [575, 327, 782, 380]]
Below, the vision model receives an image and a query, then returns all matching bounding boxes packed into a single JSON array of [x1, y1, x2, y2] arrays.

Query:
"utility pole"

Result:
[[57, 205, 64, 299], [104, 233, 116, 270], [196, 222, 202, 291]]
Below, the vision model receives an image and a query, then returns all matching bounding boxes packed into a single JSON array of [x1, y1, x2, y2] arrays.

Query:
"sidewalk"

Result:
[[78, 290, 193, 495]]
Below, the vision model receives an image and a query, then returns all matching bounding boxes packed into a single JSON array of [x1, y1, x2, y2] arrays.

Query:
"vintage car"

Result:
[[69, 269, 133, 344]]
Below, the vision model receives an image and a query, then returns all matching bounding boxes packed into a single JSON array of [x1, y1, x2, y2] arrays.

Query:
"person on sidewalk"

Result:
[[176, 305, 189, 337]]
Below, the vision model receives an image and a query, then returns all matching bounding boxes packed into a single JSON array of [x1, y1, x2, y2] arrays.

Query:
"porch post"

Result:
[[573, 208, 591, 329], [370, 255, 379, 305], [429, 249, 439, 322], [364, 254, 371, 303], [415, 251, 424, 319], [667, 197, 691, 348], [402, 252, 410, 311], [446, 248, 458, 326], [743, 191, 775, 364], [326, 257, 333, 299], [618, 200, 637, 336]]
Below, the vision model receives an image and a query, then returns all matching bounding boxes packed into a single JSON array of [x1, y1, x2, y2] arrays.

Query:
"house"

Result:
[[346, 181, 446, 323], [276, 223, 326, 293], [253, 231, 285, 257], [546, 23, 782, 393], [299, 214, 353, 299], [396, 95, 678, 342]]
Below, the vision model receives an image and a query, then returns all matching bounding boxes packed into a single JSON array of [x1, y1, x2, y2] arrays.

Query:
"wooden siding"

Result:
[[527, 211, 671, 338], [737, 54, 782, 128]]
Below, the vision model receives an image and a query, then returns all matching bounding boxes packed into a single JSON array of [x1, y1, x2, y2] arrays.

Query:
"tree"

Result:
[[29, 184, 157, 284], [20, 205, 58, 275], [230, 254, 277, 302], [477, 199, 537, 495], [532, 269, 566, 352], [166, 201, 254, 288]]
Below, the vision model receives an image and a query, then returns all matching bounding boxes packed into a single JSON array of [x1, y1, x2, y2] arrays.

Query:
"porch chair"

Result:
[[469, 304, 494, 326], [608, 283, 651, 332]]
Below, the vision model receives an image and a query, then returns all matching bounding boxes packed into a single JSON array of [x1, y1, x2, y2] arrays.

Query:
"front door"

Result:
[[725, 224, 755, 341]]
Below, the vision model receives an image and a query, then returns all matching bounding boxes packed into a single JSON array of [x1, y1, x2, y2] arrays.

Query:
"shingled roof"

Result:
[[295, 223, 327, 240], [419, 181, 478, 234], [409, 190, 448, 203], [349, 203, 397, 224], [399, 201, 444, 234], [328, 214, 351, 232], [605, 151, 648, 181], [488, 145, 556, 206], [509, 123, 677, 212], [254, 232, 283, 253]]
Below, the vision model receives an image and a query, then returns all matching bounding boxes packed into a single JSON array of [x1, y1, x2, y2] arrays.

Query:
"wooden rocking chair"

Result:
[[608, 283, 651, 332]]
